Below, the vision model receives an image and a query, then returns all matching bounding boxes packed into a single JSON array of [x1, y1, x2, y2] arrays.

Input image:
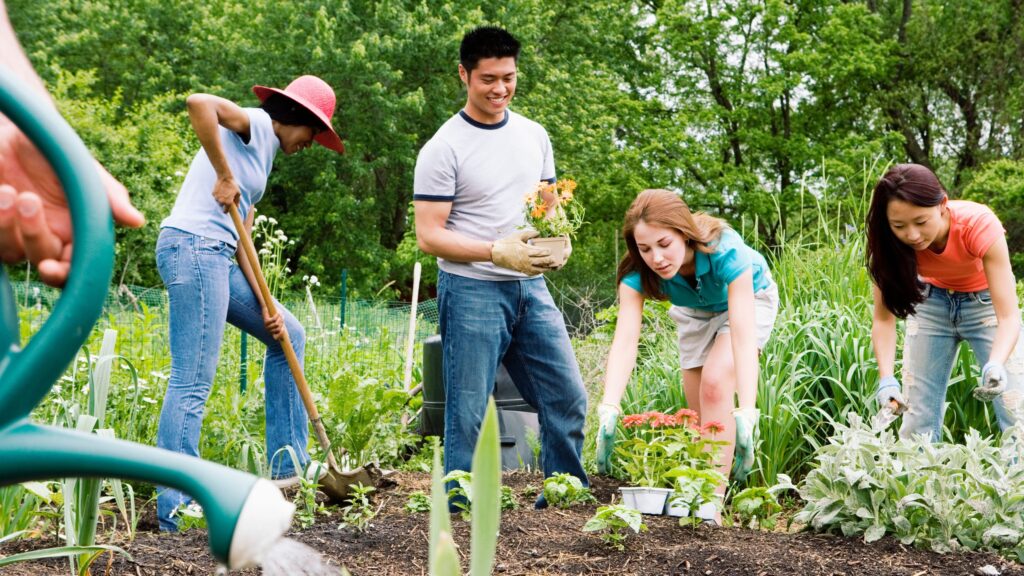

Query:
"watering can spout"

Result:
[[0, 420, 295, 568], [228, 478, 296, 568]]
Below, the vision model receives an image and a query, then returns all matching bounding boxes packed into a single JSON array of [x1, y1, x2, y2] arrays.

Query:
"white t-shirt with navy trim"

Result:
[[161, 107, 279, 248], [414, 109, 556, 281]]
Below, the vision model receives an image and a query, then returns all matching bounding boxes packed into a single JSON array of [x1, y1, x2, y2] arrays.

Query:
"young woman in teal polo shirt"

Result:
[[596, 189, 779, 516]]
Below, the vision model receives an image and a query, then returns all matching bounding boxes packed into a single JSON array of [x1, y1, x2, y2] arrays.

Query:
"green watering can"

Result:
[[0, 67, 294, 569]]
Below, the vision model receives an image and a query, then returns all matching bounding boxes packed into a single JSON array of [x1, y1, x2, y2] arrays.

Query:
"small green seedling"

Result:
[[731, 486, 782, 531], [339, 483, 377, 533], [583, 504, 646, 551], [405, 490, 431, 513], [542, 473, 597, 509], [500, 486, 519, 511]]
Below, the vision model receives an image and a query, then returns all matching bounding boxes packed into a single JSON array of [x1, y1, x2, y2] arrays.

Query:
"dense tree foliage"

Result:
[[7, 0, 1023, 297]]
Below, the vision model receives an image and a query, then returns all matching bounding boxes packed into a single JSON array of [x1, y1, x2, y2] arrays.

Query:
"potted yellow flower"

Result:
[[522, 178, 584, 268]]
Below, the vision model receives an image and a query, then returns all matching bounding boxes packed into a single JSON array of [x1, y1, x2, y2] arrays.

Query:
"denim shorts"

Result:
[[667, 280, 780, 370]]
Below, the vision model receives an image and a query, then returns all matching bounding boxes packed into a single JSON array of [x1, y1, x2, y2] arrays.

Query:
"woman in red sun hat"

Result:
[[154, 75, 344, 532]]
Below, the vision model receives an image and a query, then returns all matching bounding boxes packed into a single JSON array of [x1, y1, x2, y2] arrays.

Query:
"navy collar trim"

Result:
[[459, 109, 509, 130]]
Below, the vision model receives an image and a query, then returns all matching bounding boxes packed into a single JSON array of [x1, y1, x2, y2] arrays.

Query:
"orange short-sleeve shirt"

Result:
[[916, 200, 1004, 292]]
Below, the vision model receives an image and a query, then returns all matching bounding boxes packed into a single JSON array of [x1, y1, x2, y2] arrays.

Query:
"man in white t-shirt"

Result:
[[413, 26, 588, 509]]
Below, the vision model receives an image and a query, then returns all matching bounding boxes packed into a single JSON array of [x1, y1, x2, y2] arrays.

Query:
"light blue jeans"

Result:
[[437, 271, 588, 495], [154, 228, 309, 531], [900, 283, 1024, 441]]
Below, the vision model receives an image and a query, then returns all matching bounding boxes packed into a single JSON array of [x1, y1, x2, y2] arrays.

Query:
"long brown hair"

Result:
[[866, 164, 947, 318], [617, 189, 728, 301]]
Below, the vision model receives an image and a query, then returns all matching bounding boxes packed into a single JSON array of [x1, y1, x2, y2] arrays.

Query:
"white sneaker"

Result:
[[272, 464, 329, 489]]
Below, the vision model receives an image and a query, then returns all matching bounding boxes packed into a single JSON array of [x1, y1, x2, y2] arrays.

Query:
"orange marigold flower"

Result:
[[531, 200, 548, 219]]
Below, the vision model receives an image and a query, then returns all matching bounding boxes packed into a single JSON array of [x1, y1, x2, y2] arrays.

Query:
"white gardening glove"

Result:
[[595, 403, 620, 475], [491, 230, 556, 276], [974, 361, 1008, 402], [873, 375, 907, 428], [732, 408, 759, 482]]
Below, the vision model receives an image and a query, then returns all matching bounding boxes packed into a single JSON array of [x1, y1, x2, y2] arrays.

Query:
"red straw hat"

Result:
[[252, 75, 345, 154]]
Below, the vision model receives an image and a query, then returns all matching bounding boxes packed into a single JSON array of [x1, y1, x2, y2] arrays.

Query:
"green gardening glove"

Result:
[[732, 408, 759, 483], [596, 403, 620, 475]]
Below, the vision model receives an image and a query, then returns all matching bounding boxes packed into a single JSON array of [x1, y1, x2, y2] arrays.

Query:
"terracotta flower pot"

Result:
[[618, 486, 672, 515], [528, 236, 569, 269]]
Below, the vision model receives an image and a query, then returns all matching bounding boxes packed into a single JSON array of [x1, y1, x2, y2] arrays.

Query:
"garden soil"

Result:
[[2, 471, 1021, 576]]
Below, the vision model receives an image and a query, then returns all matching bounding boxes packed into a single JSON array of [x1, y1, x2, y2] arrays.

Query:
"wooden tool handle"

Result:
[[228, 205, 338, 471]]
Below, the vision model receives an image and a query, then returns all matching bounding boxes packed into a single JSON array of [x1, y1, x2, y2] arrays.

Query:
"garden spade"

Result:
[[228, 204, 376, 502]]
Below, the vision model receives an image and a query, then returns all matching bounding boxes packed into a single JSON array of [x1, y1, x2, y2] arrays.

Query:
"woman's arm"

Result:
[[871, 284, 899, 378], [726, 269, 758, 410], [982, 235, 1021, 365], [599, 282, 646, 408], [185, 94, 251, 210]]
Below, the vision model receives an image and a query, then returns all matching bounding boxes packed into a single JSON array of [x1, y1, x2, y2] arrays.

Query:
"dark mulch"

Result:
[[1, 471, 1020, 576]]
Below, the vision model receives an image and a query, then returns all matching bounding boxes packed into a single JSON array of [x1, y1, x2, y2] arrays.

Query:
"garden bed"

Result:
[[2, 471, 1020, 576]]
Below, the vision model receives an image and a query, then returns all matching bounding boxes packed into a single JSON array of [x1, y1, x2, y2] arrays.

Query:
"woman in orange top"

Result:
[[867, 163, 1023, 440]]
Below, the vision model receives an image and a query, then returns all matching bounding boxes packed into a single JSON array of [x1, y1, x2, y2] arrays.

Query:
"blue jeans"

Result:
[[900, 284, 1024, 441], [437, 271, 588, 492], [154, 228, 309, 531]]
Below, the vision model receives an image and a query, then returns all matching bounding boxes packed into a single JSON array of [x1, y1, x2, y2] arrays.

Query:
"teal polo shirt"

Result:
[[621, 229, 771, 312]]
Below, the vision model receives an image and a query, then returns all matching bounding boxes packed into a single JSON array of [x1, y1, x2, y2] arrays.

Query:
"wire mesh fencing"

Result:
[[13, 280, 441, 388]]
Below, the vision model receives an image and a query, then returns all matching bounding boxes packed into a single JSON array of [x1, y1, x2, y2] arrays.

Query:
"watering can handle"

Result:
[[0, 66, 114, 429]]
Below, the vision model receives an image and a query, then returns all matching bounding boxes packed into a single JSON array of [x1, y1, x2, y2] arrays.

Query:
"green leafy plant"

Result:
[[293, 470, 332, 529], [582, 504, 647, 551], [730, 486, 783, 531], [664, 467, 726, 524], [500, 486, 519, 511], [405, 491, 431, 514], [172, 502, 207, 532], [443, 470, 474, 520], [613, 409, 726, 488], [788, 413, 1024, 559], [522, 179, 585, 239], [542, 473, 597, 509], [339, 483, 377, 533]]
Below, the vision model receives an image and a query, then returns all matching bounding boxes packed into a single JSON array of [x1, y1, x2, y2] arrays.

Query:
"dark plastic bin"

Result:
[[419, 334, 540, 470]]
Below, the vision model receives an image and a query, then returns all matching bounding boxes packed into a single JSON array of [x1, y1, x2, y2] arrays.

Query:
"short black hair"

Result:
[[259, 93, 326, 130], [459, 26, 521, 73]]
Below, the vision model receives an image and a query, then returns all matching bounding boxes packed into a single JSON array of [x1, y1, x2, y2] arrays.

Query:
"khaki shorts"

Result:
[[667, 281, 780, 370]]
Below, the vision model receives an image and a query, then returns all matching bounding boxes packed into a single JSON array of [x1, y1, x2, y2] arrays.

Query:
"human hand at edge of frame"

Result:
[[262, 308, 286, 341], [490, 230, 556, 276], [0, 120, 145, 287], [595, 402, 620, 475], [974, 361, 1008, 402]]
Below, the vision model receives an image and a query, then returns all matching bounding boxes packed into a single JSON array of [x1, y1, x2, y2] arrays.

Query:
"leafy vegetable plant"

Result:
[[583, 504, 647, 551]]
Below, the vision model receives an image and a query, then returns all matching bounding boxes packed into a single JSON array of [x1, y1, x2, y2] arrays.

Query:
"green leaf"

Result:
[[0, 544, 130, 568], [469, 399, 500, 576]]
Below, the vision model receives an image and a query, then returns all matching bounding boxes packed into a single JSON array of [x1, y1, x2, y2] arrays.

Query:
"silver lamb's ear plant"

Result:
[[430, 399, 501, 576]]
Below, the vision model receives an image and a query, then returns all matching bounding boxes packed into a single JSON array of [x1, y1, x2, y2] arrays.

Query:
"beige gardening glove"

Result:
[[491, 230, 556, 276]]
